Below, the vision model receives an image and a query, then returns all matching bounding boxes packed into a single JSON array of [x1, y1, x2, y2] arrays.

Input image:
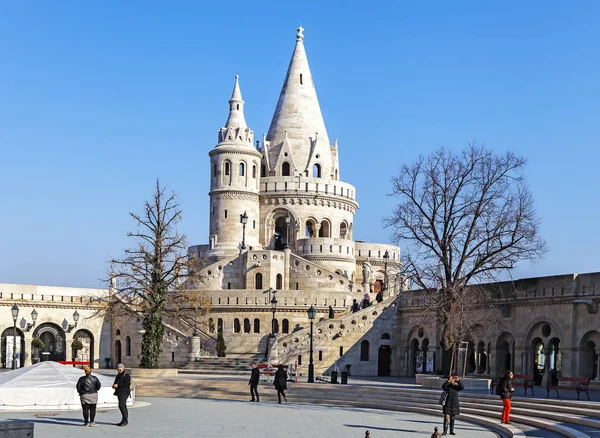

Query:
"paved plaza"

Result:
[[0, 397, 500, 437]]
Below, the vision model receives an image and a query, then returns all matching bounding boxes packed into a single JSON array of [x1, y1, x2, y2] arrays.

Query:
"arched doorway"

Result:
[[532, 338, 545, 385], [1, 327, 25, 368], [73, 329, 94, 365], [579, 331, 600, 379], [378, 345, 391, 376], [115, 340, 122, 365], [495, 332, 514, 375], [275, 216, 289, 249], [477, 341, 487, 373], [33, 323, 66, 362]]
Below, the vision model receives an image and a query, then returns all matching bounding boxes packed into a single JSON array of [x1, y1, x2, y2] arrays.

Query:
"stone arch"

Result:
[[318, 219, 331, 237], [73, 328, 94, 365], [255, 272, 263, 290], [281, 162, 290, 176], [33, 322, 66, 362], [339, 221, 348, 239], [305, 218, 317, 238], [579, 330, 600, 378], [266, 208, 297, 250], [233, 318, 241, 334], [276, 274, 283, 289], [253, 318, 260, 334], [243, 318, 251, 333], [312, 163, 321, 178], [523, 317, 565, 346], [223, 160, 232, 185], [1, 327, 25, 368], [495, 331, 515, 374]]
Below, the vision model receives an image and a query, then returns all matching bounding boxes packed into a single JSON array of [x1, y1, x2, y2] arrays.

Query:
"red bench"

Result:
[[513, 374, 535, 396], [257, 364, 287, 376], [546, 377, 591, 400], [490, 374, 534, 396]]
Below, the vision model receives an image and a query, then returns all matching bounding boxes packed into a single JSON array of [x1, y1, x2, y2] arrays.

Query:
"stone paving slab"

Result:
[[0, 397, 501, 437]]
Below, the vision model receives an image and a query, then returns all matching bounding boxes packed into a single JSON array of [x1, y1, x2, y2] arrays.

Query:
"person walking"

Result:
[[328, 305, 335, 319], [351, 299, 359, 313], [249, 363, 260, 402], [112, 363, 131, 426], [499, 370, 515, 424], [76, 366, 101, 427], [273, 364, 288, 403], [441, 375, 464, 435]]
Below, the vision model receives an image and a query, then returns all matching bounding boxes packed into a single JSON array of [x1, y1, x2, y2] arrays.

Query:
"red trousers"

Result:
[[502, 398, 512, 422]]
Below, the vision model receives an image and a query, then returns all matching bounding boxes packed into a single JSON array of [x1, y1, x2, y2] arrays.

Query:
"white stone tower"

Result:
[[208, 76, 262, 259], [259, 28, 359, 279]]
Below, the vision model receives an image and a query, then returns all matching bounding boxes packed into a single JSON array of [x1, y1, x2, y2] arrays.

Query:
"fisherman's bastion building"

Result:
[[0, 28, 598, 388]]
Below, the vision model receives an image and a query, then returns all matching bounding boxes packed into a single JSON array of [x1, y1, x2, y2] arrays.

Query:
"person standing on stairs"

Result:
[[273, 364, 288, 403], [441, 375, 464, 435], [249, 363, 260, 402], [499, 370, 515, 424]]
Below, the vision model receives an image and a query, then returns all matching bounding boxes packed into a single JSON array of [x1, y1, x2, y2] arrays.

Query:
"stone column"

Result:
[[189, 335, 200, 362], [65, 338, 73, 362], [403, 350, 408, 376], [283, 247, 291, 290], [23, 336, 32, 367], [542, 348, 551, 386], [595, 348, 600, 381]]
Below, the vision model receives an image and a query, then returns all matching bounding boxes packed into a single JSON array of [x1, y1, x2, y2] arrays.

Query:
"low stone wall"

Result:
[[422, 376, 490, 391], [0, 421, 33, 438], [127, 368, 179, 378]]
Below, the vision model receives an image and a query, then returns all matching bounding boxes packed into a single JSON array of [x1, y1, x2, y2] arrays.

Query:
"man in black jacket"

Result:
[[112, 363, 131, 426], [249, 363, 260, 402], [76, 366, 101, 427]]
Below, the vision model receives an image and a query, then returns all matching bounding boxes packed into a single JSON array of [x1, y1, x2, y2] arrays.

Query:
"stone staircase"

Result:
[[134, 377, 600, 437], [179, 357, 256, 375], [273, 294, 395, 375]]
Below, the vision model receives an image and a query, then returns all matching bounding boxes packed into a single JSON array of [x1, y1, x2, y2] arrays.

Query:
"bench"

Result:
[[513, 374, 535, 396], [316, 376, 330, 384], [546, 377, 591, 400], [490, 374, 534, 396]]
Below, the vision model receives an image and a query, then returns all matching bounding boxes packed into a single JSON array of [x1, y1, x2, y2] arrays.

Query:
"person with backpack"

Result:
[[112, 363, 131, 426], [76, 366, 101, 427], [441, 375, 464, 435], [498, 370, 515, 424]]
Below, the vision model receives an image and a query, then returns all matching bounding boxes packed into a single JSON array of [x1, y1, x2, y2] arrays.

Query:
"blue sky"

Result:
[[1, 1, 599, 288]]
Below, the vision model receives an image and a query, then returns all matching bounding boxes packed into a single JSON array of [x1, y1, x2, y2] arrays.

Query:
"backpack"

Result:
[[127, 373, 135, 392], [495, 381, 502, 395]]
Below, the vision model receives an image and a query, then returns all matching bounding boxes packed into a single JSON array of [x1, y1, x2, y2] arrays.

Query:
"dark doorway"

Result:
[[115, 340, 122, 366], [378, 345, 391, 376], [33, 323, 66, 362]]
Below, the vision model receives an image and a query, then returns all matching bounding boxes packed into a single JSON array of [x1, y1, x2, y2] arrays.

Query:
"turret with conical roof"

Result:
[[264, 27, 337, 180], [208, 76, 261, 259]]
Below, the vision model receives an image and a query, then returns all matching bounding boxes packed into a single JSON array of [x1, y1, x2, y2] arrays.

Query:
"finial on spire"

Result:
[[297, 26, 304, 41]]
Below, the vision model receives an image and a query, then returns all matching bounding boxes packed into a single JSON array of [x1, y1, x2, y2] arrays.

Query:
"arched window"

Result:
[[244, 318, 251, 333], [126, 336, 131, 356], [282, 162, 290, 176], [261, 164, 266, 177], [225, 162, 230, 176], [115, 329, 121, 336], [381, 333, 391, 340], [282, 319, 289, 334], [360, 340, 370, 361], [276, 274, 283, 289], [234, 318, 241, 333], [255, 273, 263, 290], [208, 318, 215, 333], [253, 318, 260, 333], [252, 165, 257, 178], [313, 163, 321, 178], [305, 220, 315, 237], [217, 318, 223, 333], [213, 162, 217, 178], [239, 163, 245, 176], [319, 220, 330, 237], [340, 222, 348, 239]]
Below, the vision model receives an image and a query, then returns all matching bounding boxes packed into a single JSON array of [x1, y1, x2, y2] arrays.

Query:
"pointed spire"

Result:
[[225, 75, 247, 129], [266, 27, 330, 163]]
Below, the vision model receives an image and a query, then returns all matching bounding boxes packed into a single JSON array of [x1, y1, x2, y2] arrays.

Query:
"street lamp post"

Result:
[[240, 211, 248, 250], [307, 305, 316, 383], [383, 250, 390, 292], [271, 295, 278, 336], [285, 212, 291, 249], [11, 304, 19, 370]]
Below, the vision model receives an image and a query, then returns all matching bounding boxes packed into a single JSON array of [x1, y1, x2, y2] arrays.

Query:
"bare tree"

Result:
[[106, 179, 210, 368], [385, 144, 546, 374]]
